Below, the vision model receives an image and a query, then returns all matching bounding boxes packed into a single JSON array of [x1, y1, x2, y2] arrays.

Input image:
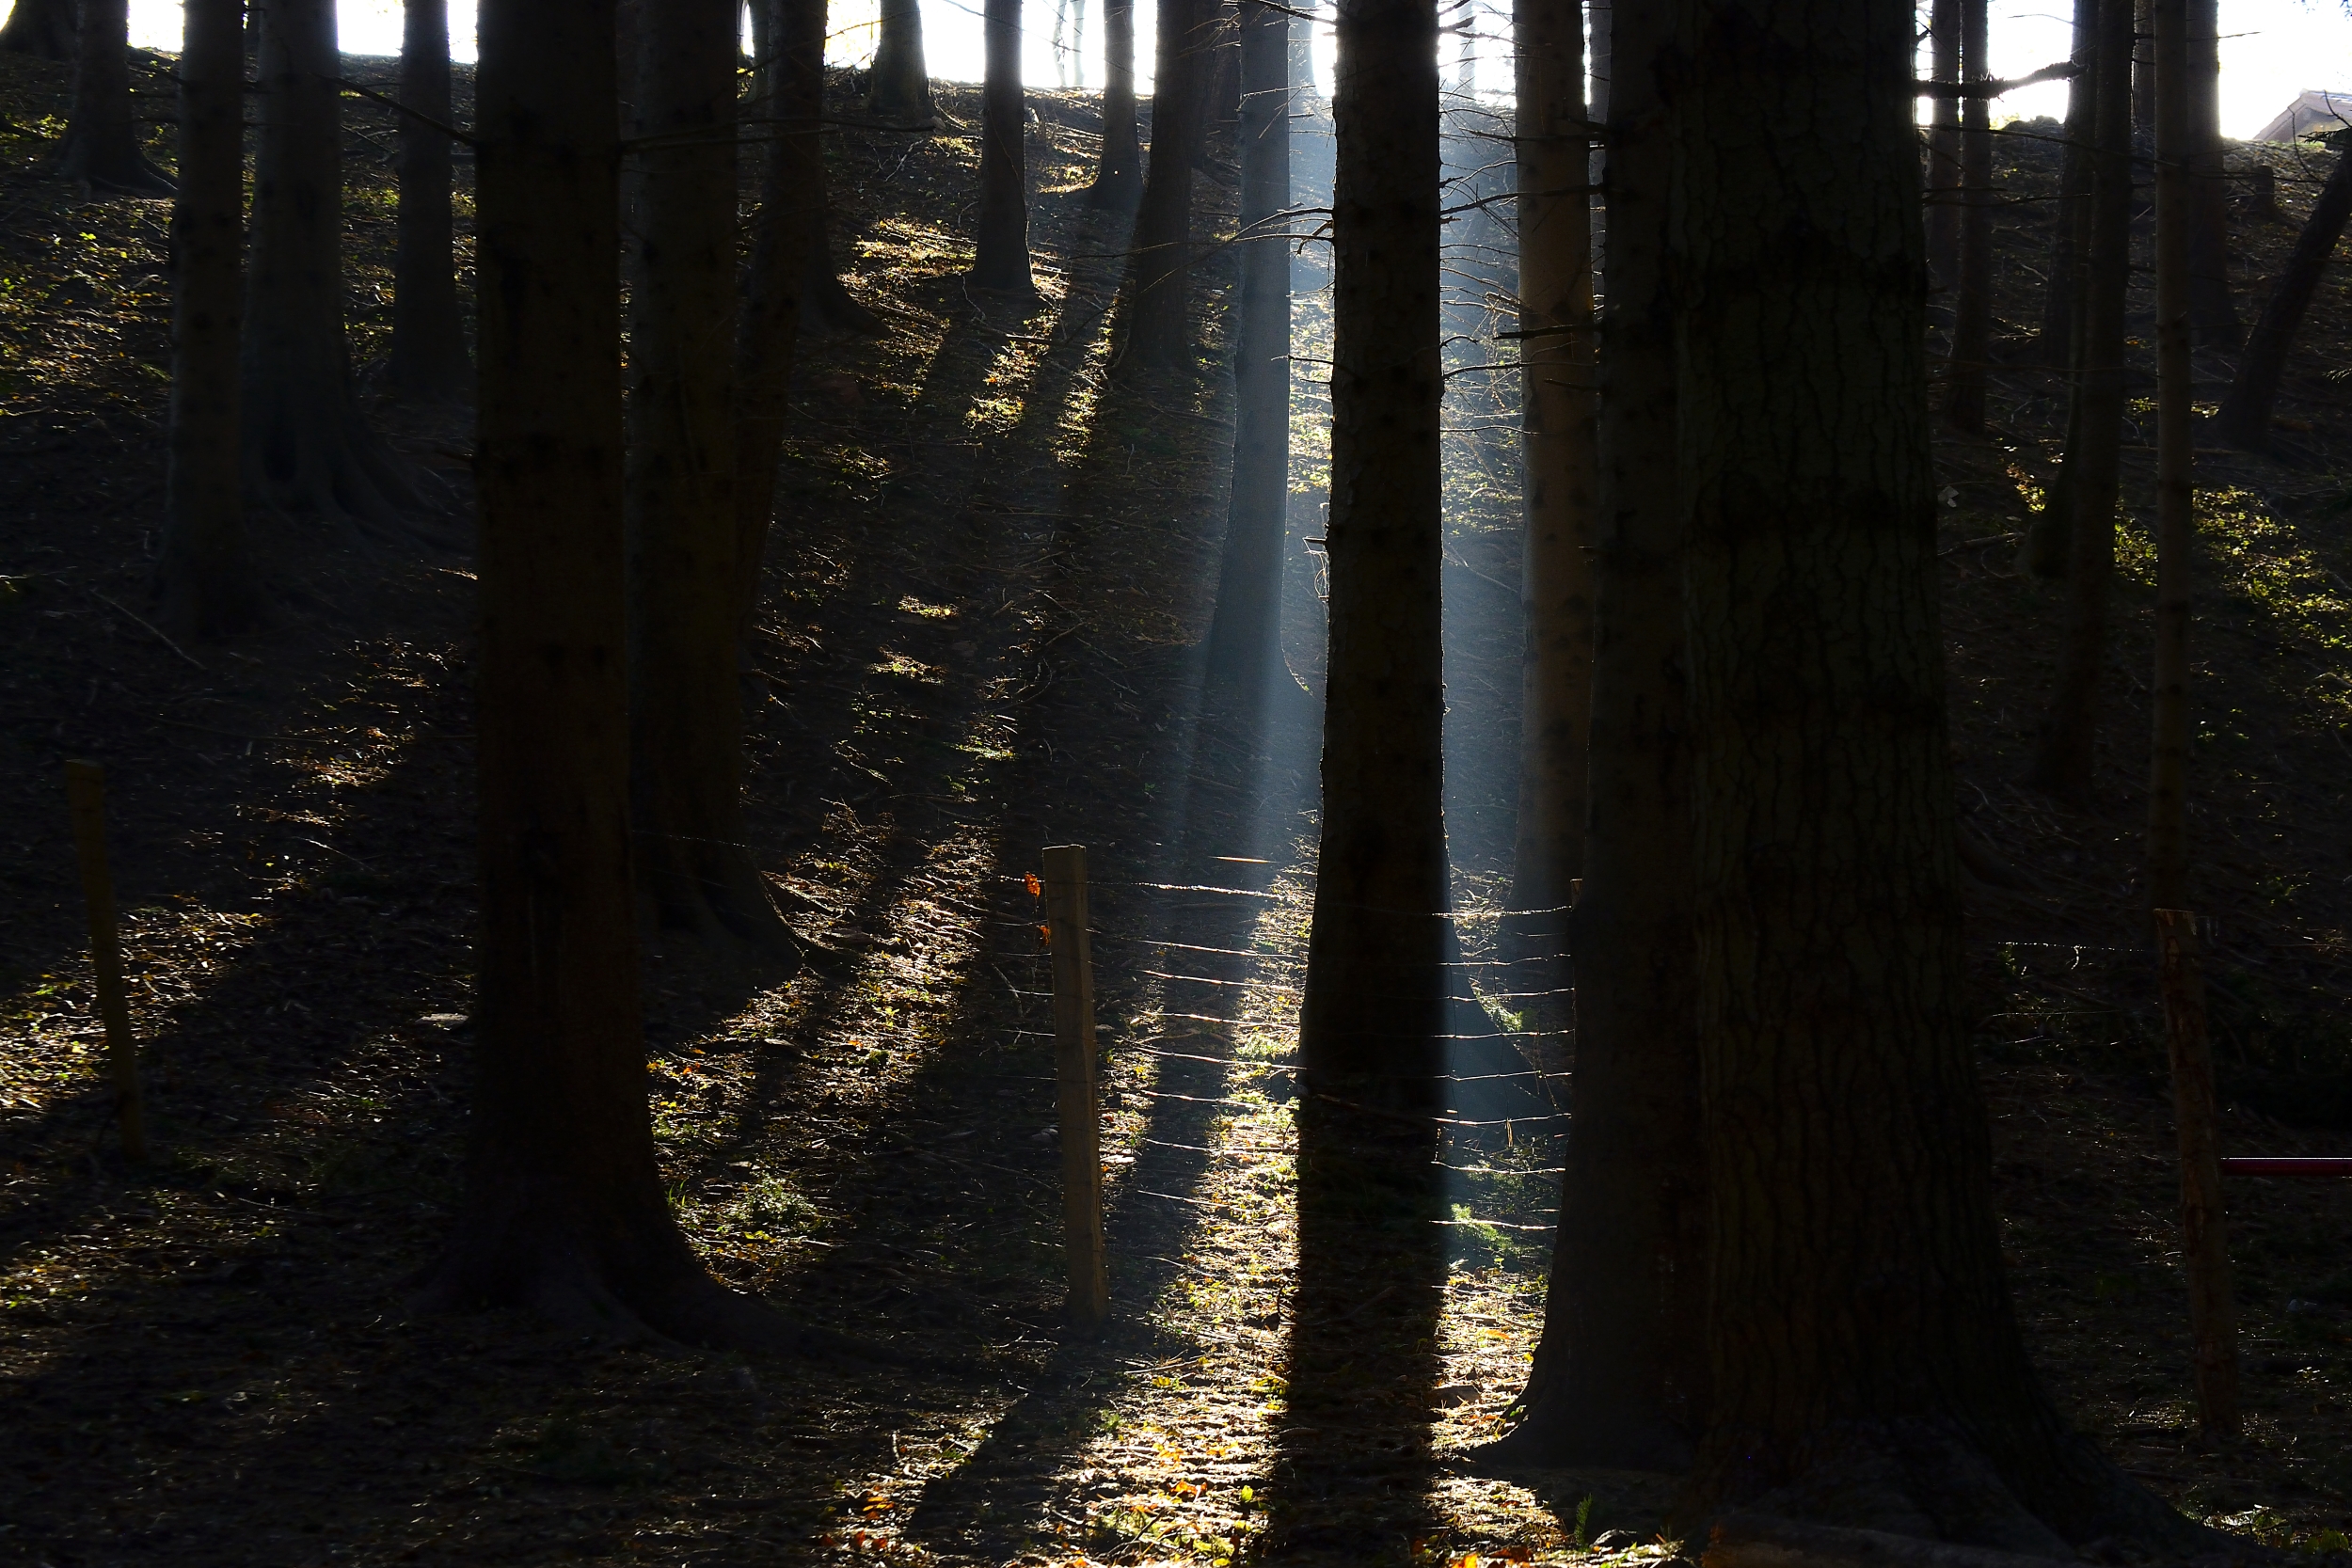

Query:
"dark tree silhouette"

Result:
[[2026, 0, 2132, 795], [1297, 0, 1444, 1104], [2216, 135, 2352, 449], [1201, 0, 1293, 699], [1492, 0, 1706, 1470], [387, 0, 468, 402], [968, 0, 1037, 293], [153, 0, 252, 636], [1943, 0, 1991, 431], [0, 0, 73, 60], [1670, 0, 2201, 1544], [421, 0, 822, 1350], [2183, 0, 2237, 345], [1089, 0, 1141, 207], [241, 0, 426, 529], [1114, 0, 1210, 370], [1925, 0, 1959, 289], [2035, 0, 2097, 366], [866, 0, 937, 127], [58, 0, 171, 194]]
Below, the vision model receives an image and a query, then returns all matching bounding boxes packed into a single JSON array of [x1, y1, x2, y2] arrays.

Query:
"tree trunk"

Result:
[[2034, 0, 2097, 368], [2130, 0, 2153, 134], [2214, 140, 2352, 449], [1089, 0, 1142, 206], [736, 0, 826, 636], [153, 0, 252, 637], [1493, 0, 1707, 1470], [866, 0, 936, 127], [241, 0, 425, 530], [1943, 0, 1991, 432], [0, 0, 74, 60], [1114, 0, 1209, 371], [387, 0, 468, 401], [1197, 0, 1240, 167], [1297, 0, 1444, 1104], [625, 0, 796, 958], [969, 0, 1037, 293], [802, 179, 885, 335], [1588, 0, 1609, 186], [1502, 0, 1596, 943], [59, 0, 171, 194], [1925, 0, 1959, 291], [1200, 0, 1293, 698], [2025, 0, 2132, 797], [2182, 0, 2236, 345], [1672, 0, 2201, 1546], [421, 0, 816, 1351]]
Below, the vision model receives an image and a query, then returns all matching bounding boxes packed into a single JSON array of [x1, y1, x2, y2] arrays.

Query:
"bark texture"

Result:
[[1115, 0, 1209, 371], [1502, 0, 1597, 949], [969, 0, 1037, 293], [627, 0, 796, 958], [153, 0, 252, 637], [241, 0, 425, 529], [2034, 0, 2097, 366], [58, 0, 171, 194], [421, 0, 812, 1349], [1089, 0, 1141, 206], [1496, 0, 1707, 1470], [1297, 0, 1445, 1102], [2215, 141, 2352, 449], [1201, 0, 1292, 698], [1942, 0, 1991, 432], [0, 0, 73, 60], [1672, 0, 2195, 1544], [866, 0, 936, 126], [388, 0, 468, 401], [2026, 0, 2132, 794]]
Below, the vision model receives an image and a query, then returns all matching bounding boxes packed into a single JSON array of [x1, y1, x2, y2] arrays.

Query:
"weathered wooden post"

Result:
[[1042, 844, 1109, 1327], [2155, 906, 2237, 1437], [64, 761, 149, 1163]]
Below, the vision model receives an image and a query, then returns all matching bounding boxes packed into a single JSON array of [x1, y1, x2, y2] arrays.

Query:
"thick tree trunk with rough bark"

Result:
[[2026, 0, 2132, 795], [1502, 0, 1596, 942], [2131, 0, 2153, 133], [2035, 0, 2097, 366], [867, 0, 936, 126], [242, 0, 424, 529], [1115, 0, 1209, 371], [1671, 0, 2197, 1546], [969, 0, 1036, 293], [388, 0, 467, 401], [1493, 0, 1707, 1471], [2183, 0, 2236, 345], [0, 0, 73, 60], [737, 0, 826, 635], [1926, 0, 1959, 291], [2216, 142, 2352, 449], [626, 0, 797, 958], [1943, 0, 1991, 431], [1201, 0, 1292, 698], [153, 0, 251, 636], [59, 0, 171, 194], [1089, 0, 1141, 206], [1297, 0, 1444, 1104], [421, 0, 816, 1349]]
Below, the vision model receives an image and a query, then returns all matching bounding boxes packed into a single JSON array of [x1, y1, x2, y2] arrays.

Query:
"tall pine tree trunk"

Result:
[[242, 0, 424, 530], [626, 0, 797, 958], [1502, 0, 1596, 946], [1925, 0, 1960, 291], [1494, 0, 1708, 1469], [969, 0, 1037, 293], [153, 0, 251, 636], [2130, 0, 2153, 133], [1089, 0, 1142, 206], [2034, 0, 2098, 367], [388, 0, 468, 401], [1201, 0, 1293, 698], [867, 0, 937, 126], [59, 0, 171, 194], [0, 0, 74, 60], [422, 0, 816, 1350], [1297, 0, 1444, 1104], [2183, 0, 2236, 345], [1943, 0, 1991, 431], [1672, 0, 2196, 1544], [1115, 0, 1209, 371], [2026, 0, 2133, 797], [2215, 137, 2352, 449]]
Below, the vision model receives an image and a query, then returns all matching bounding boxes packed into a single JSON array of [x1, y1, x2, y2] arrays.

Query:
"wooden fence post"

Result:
[[64, 761, 149, 1163], [2155, 906, 2237, 1438], [1042, 844, 1109, 1327]]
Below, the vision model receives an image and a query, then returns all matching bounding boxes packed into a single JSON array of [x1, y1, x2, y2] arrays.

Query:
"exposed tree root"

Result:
[[639, 834, 805, 966]]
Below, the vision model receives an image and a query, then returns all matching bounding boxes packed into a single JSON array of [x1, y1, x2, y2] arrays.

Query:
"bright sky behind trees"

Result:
[[114, 0, 2352, 140]]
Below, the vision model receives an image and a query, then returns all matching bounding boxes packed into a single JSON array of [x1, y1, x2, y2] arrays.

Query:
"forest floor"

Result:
[[0, 44, 2349, 1568]]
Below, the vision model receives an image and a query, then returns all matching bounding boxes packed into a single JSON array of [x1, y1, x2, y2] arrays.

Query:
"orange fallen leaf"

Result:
[[1025, 873, 1041, 896]]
